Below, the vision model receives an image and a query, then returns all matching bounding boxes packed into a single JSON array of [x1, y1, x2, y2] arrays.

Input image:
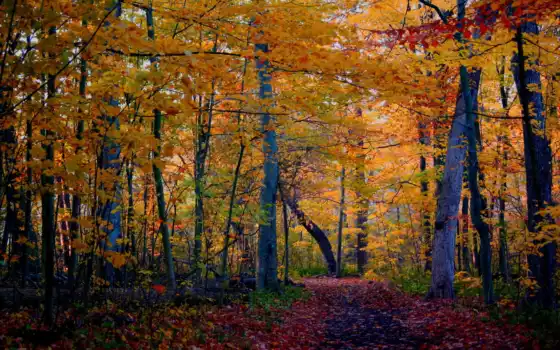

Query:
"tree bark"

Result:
[[284, 193, 337, 275], [98, 0, 123, 283], [460, 65, 494, 304], [497, 59, 510, 282], [336, 167, 345, 277], [219, 142, 244, 296], [145, 4, 176, 290], [419, 122, 432, 271], [426, 69, 481, 299], [280, 187, 290, 284], [67, 54, 87, 289], [256, 37, 279, 290], [512, 22, 556, 308], [354, 110, 368, 274], [41, 25, 57, 326]]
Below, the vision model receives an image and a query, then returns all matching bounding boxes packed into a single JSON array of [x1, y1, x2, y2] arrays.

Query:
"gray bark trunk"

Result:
[[256, 40, 279, 290], [427, 69, 481, 299]]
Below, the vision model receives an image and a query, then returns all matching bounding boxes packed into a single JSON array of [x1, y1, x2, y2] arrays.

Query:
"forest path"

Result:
[[298, 278, 529, 349], [309, 278, 421, 349]]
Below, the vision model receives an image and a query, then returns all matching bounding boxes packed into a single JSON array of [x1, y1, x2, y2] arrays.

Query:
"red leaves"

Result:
[[368, 0, 560, 51], [152, 284, 166, 294]]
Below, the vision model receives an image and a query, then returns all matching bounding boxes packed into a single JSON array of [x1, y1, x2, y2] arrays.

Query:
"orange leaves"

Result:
[[104, 251, 127, 269], [71, 239, 89, 253], [164, 106, 180, 116]]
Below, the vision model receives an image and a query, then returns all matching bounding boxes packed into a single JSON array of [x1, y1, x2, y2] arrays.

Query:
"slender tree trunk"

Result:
[[284, 193, 337, 274], [354, 110, 368, 274], [498, 163, 509, 282], [431, 125, 445, 273], [67, 25, 90, 286], [126, 159, 135, 256], [21, 118, 34, 287], [256, 36, 279, 290], [98, 0, 123, 283], [142, 176, 149, 266], [419, 122, 432, 271], [336, 167, 345, 278], [219, 142, 244, 299], [281, 191, 290, 284], [151, 110, 176, 289], [0, 0, 18, 264], [497, 60, 510, 282], [4, 152, 21, 273], [41, 25, 57, 327], [512, 22, 556, 308], [145, 4, 175, 290], [193, 85, 216, 283]]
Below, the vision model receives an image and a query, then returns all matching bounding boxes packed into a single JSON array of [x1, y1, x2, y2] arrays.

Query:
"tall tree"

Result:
[[355, 109, 369, 275], [256, 16, 279, 290], [41, 24, 57, 327], [419, 121, 432, 271], [512, 19, 556, 308], [98, 0, 123, 283], [146, 2, 176, 290], [336, 167, 345, 278], [425, 0, 484, 298], [497, 57, 510, 282]]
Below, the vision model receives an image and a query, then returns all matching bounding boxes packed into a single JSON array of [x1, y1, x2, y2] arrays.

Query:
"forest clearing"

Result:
[[0, 0, 560, 348]]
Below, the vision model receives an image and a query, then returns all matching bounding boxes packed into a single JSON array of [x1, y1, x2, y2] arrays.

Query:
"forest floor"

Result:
[[0, 277, 535, 349], [204, 277, 532, 349], [289, 278, 530, 349]]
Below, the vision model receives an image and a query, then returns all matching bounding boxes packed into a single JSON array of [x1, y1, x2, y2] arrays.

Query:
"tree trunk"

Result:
[[419, 122, 432, 271], [512, 23, 556, 308], [459, 65, 494, 304], [145, 4, 176, 290], [21, 118, 33, 287], [67, 55, 87, 289], [498, 169, 509, 282], [497, 59, 510, 282], [336, 167, 345, 277], [426, 69, 481, 299], [219, 142, 244, 297], [284, 193, 337, 275], [99, 0, 123, 283], [41, 25, 57, 326], [354, 110, 368, 274], [256, 37, 279, 290], [280, 187, 290, 284], [193, 88, 215, 283], [430, 126, 445, 273], [152, 110, 176, 289]]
